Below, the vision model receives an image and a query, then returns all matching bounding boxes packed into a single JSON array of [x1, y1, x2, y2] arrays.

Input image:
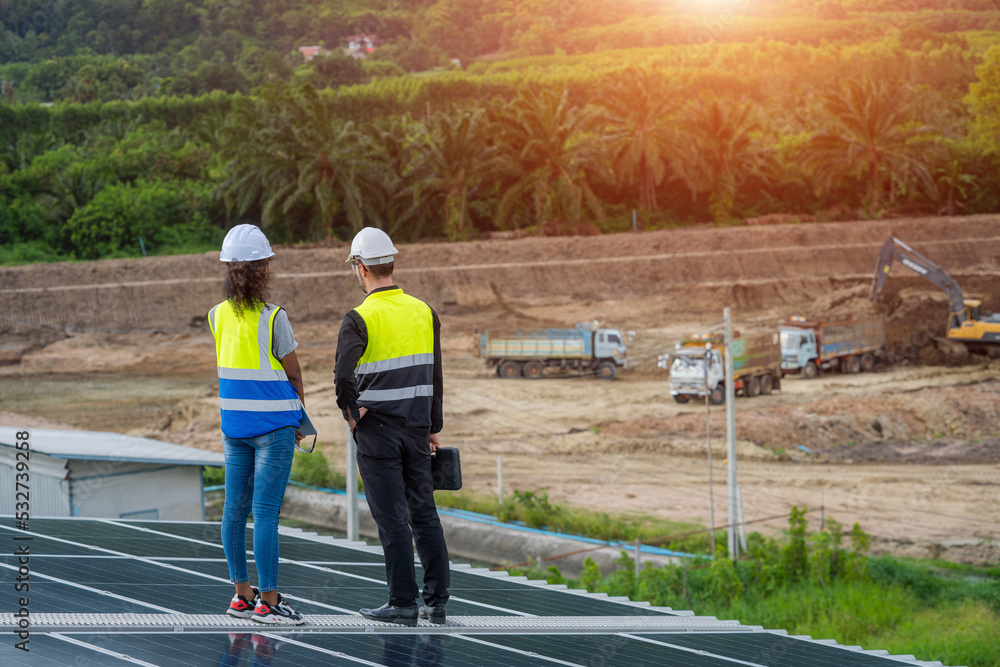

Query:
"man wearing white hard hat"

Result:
[[334, 227, 450, 625], [208, 224, 306, 626]]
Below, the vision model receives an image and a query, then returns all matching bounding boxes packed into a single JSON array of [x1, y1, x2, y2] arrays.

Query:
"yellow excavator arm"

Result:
[[869, 237, 1000, 345]]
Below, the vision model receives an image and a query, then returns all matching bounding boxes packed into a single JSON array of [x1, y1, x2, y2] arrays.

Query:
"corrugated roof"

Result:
[[0, 427, 224, 467]]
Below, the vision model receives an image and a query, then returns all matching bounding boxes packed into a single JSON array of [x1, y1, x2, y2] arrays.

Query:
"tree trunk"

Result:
[[640, 161, 657, 212], [866, 158, 880, 213]]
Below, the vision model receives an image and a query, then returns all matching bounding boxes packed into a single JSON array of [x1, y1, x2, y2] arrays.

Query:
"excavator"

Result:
[[869, 236, 1000, 352]]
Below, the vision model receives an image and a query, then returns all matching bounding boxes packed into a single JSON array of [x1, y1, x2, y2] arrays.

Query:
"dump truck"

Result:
[[479, 322, 630, 380], [779, 315, 885, 379], [658, 332, 782, 404]]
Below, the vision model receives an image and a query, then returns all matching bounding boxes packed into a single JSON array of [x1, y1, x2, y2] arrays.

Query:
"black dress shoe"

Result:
[[418, 605, 446, 624], [360, 603, 418, 626]]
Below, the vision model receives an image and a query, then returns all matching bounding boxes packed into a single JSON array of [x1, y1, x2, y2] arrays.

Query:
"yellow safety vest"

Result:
[[354, 288, 434, 426], [208, 300, 302, 438]]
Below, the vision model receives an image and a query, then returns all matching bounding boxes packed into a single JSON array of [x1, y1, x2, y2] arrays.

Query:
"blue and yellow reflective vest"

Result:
[[354, 288, 435, 426], [208, 300, 302, 439]]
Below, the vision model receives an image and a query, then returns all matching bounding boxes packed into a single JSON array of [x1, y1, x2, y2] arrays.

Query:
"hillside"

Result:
[[3, 214, 1000, 345], [5, 0, 998, 102], [3, 0, 1000, 265]]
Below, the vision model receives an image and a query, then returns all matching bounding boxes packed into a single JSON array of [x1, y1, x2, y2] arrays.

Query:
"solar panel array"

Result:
[[0, 517, 951, 666]]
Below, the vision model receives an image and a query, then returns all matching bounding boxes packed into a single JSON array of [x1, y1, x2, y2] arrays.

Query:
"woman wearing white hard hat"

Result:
[[208, 224, 306, 626]]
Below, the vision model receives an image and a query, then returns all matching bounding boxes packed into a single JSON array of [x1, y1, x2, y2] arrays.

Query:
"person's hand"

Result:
[[348, 407, 368, 433], [429, 432, 440, 453], [294, 431, 304, 444]]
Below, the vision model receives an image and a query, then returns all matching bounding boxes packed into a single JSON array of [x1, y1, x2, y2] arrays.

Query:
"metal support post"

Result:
[[724, 307, 738, 560], [497, 455, 504, 505], [736, 485, 747, 553], [346, 423, 359, 542], [705, 343, 716, 559]]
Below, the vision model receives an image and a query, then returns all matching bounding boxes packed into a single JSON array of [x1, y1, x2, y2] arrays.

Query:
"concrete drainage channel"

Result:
[[267, 485, 699, 578]]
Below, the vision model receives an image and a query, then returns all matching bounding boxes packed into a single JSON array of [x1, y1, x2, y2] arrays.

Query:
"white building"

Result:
[[346, 34, 377, 58], [0, 427, 224, 521]]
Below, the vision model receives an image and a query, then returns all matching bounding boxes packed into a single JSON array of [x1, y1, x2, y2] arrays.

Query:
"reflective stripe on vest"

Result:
[[209, 301, 302, 439], [353, 289, 434, 426]]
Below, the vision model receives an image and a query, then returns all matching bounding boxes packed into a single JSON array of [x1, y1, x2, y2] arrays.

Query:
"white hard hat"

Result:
[[346, 227, 398, 265], [220, 224, 275, 262]]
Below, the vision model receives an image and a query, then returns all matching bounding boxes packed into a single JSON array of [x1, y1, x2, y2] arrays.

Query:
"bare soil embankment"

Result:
[[2, 215, 999, 565]]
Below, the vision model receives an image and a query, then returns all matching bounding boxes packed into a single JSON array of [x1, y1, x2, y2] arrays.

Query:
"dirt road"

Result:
[[2, 215, 999, 565]]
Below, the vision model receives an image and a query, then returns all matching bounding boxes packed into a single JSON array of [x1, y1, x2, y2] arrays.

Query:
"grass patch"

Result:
[[868, 599, 1000, 667], [715, 580, 914, 644], [710, 583, 1000, 666], [868, 557, 1000, 611], [517, 511, 1000, 667]]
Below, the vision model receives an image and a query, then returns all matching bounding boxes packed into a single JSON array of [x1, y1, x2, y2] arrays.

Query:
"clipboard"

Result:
[[295, 408, 318, 453]]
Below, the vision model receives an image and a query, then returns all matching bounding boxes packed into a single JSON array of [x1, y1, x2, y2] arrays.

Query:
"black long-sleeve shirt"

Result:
[[334, 286, 444, 436]]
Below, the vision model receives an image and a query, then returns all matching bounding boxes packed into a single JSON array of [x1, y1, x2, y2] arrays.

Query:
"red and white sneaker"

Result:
[[252, 593, 304, 625], [226, 588, 260, 619]]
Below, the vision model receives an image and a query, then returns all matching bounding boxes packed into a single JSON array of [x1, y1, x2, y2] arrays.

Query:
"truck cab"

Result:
[[663, 347, 725, 404], [659, 334, 726, 404], [593, 328, 629, 367], [779, 323, 817, 374]]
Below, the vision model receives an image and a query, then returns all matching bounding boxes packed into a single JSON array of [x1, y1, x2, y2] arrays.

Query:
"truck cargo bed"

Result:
[[480, 329, 592, 360]]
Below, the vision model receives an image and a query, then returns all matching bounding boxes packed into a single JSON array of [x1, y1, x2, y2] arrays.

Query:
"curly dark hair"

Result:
[[224, 259, 271, 316]]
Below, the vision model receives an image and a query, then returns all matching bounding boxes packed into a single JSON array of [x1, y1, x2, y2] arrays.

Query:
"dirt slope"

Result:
[[2, 215, 999, 565]]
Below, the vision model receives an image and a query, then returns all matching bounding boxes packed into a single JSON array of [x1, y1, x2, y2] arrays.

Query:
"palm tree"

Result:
[[217, 85, 299, 238], [37, 164, 106, 223], [218, 84, 380, 241], [401, 106, 501, 241], [799, 78, 936, 215], [490, 87, 611, 231], [596, 67, 682, 213], [362, 114, 425, 240], [681, 95, 768, 223], [2, 132, 57, 172]]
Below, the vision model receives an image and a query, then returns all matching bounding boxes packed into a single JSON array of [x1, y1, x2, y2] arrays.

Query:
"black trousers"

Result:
[[354, 417, 450, 608]]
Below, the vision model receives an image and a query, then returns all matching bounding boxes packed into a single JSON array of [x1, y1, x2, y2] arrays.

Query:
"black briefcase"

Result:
[[431, 447, 462, 491]]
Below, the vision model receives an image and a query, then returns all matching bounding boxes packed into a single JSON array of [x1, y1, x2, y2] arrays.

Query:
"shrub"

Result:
[[203, 466, 225, 487], [782, 505, 809, 582], [64, 178, 221, 259], [290, 448, 346, 490]]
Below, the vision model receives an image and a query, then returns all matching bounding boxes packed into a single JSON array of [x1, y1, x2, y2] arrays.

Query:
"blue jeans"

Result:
[[221, 426, 295, 593]]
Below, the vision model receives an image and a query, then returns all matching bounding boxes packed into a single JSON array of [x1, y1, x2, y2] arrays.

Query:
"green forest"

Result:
[[3, 0, 1000, 263]]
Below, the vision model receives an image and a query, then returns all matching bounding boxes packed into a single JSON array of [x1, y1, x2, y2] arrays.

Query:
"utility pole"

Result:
[[723, 307, 739, 559]]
